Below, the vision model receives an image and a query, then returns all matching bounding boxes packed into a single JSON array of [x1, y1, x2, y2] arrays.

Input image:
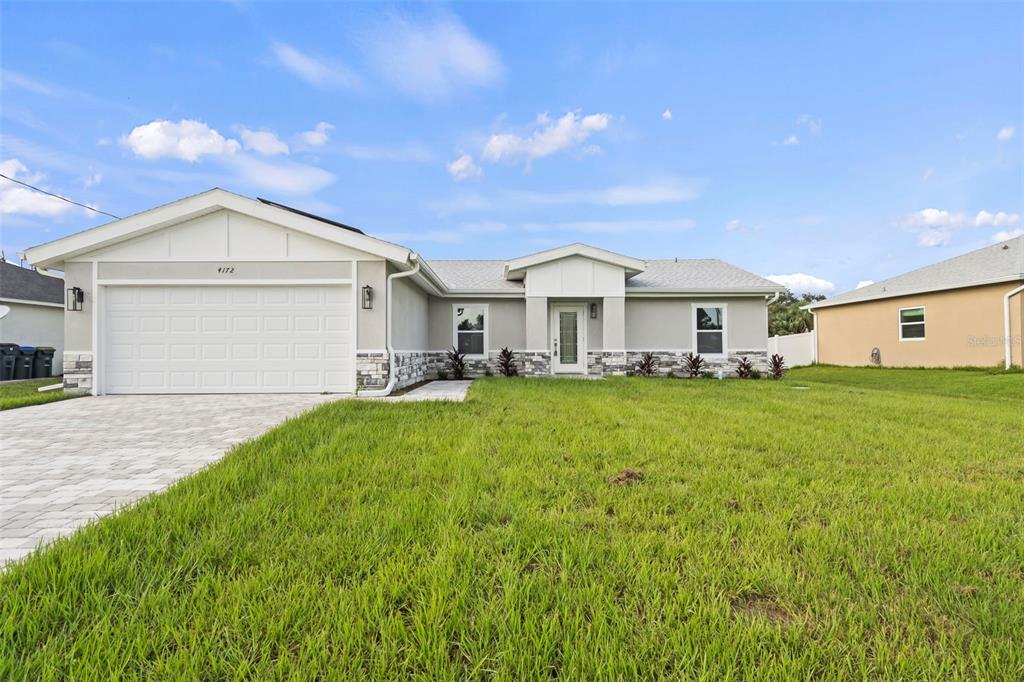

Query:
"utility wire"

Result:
[[0, 173, 121, 219]]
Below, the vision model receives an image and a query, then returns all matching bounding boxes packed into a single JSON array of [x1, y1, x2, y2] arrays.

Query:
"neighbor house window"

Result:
[[899, 306, 925, 340], [453, 304, 487, 356], [694, 305, 726, 355]]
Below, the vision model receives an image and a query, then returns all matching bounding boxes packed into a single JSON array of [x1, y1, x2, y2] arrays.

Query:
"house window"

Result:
[[453, 304, 487, 356], [899, 306, 925, 340], [695, 305, 726, 355]]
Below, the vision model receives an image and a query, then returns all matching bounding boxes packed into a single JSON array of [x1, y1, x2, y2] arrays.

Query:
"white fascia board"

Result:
[[805, 275, 1024, 310], [626, 287, 784, 296], [0, 297, 65, 308], [504, 243, 646, 280], [23, 188, 412, 269]]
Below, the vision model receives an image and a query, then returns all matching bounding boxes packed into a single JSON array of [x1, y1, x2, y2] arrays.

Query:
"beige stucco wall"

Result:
[[624, 297, 768, 351], [428, 297, 526, 351], [814, 281, 1024, 367]]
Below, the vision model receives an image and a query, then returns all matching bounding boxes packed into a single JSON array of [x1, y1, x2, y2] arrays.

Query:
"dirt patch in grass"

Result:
[[730, 593, 796, 626], [608, 469, 643, 486]]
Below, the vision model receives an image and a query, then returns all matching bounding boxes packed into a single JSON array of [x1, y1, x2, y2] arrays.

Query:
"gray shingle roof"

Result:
[[809, 235, 1024, 309], [424, 257, 783, 293], [426, 260, 523, 291], [0, 261, 64, 304], [628, 259, 784, 291]]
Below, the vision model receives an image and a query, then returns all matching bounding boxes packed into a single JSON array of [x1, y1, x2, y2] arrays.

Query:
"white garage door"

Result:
[[103, 285, 354, 394]]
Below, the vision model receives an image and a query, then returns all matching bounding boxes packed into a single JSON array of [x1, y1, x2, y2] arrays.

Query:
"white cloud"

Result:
[[0, 70, 55, 96], [226, 155, 335, 195], [974, 210, 1020, 227], [997, 126, 1015, 141], [765, 273, 835, 295], [447, 153, 482, 181], [482, 111, 611, 165], [0, 159, 78, 217], [523, 218, 695, 234], [271, 43, 359, 89], [83, 171, 102, 188], [298, 122, 334, 147], [661, 108, 672, 120], [922, 168, 935, 182], [339, 142, 433, 162], [239, 128, 289, 156], [903, 208, 1022, 247], [856, 280, 875, 289], [992, 228, 1024, 243], [781, 135, 799, 146], [360, 14, 502, 100], [724, 218, 760, 233], [510, 179, 700, 207], [122, 119, 240, 162], [797, 114, 822, 136]]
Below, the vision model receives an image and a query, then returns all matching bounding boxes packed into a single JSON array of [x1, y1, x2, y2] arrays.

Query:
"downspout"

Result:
[[359, 256, 422, 397], [1004, 284, 1024, 369]]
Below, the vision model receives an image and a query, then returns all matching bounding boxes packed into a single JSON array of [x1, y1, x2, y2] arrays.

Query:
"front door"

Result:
[[551, 304, 586, 373]]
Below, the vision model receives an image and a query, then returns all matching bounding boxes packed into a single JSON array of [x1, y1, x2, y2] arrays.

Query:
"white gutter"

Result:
[[1004, 284, 1024, 369], [359, 256, 422, 397]]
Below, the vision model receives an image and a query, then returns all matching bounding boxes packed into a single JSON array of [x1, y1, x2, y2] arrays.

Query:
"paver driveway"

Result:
[[1, 394, 339, 566]]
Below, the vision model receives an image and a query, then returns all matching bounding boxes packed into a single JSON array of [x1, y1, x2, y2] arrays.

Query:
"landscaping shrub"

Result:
[[683, 352, 705, 378], [497, 347, 518, 377], [446, 346, 466, 380], [769, 354, 786, 380], [635, 352, 658, 377], [735, 357, 754, 379], [436, 368, 449, 380]]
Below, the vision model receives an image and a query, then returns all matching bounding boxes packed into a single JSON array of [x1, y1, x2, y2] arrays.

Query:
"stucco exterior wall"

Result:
[[624, 296, 768, 351], [391, 275, 429, 351], [63, 261, 93, 352], [1013, 289, 1023, 367], [357, 261, 386, 351], [814, 281, 1024, 367], [427, 297, 526, 351], [0, 301, 64, 375]]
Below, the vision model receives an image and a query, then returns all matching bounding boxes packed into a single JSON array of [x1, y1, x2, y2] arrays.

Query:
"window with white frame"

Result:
[[899, 306, 925, 340], [453, 304, 487, 356], [695, 305, 726, 354]]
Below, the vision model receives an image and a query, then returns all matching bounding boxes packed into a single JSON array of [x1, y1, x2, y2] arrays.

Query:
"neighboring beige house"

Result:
[[807, 236, 1024, 369], [0, 260, 65, 375], [20, 189, 785, 395]]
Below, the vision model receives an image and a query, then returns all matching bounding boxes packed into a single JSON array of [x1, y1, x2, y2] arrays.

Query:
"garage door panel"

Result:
[[103, 285, 354, 394]]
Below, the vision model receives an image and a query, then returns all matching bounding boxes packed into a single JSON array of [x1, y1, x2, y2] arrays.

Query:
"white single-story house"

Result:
[[20, 189, 785, 395], [0, 260, 65, 376]]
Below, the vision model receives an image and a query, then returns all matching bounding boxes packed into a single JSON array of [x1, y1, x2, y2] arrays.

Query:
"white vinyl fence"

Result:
[[767, 331, 815, 367]]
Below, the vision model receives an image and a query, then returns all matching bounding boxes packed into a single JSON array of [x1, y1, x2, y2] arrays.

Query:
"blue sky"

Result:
[[1, 1, 1021, 295]]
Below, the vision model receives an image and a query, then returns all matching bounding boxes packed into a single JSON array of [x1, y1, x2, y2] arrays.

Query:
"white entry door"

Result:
[[551, 304, 586, 373], [102, 285, 354, 394]]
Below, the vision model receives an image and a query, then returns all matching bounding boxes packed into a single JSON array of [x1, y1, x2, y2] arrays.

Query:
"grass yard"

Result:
[[2, 371, 1023, 678], [788, 364, 1024, 402], [0, 378, 74, 411]]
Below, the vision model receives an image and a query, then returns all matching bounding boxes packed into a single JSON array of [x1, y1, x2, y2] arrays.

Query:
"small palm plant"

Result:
[[735, 356, 754, 379], [497, 347, 518, 377], [635, 352, 658, 377], [446, 346, 467, 380], [683, 352, 705, 378], [769, 354, 786, 380]]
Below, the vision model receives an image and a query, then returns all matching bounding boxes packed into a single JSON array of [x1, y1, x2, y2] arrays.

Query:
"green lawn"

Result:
[[0, 378, 74, 410], [3, 371, 1023, 678], [788, 364, 1024, 402]]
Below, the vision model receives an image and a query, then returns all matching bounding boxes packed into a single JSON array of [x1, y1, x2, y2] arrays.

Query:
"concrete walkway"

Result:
[[388, 380, 472, 402], [0, 394, 338, 566]]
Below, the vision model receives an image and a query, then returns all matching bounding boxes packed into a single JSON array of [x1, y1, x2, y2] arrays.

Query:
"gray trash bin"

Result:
[[14, 346, 35, 380], [32, 347, 56, 378], [0, 343, 18, 381]]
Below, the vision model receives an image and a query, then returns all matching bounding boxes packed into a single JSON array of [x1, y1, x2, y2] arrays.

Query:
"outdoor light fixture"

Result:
[[66, 286, 84, 312], [590, 303, 598, 319], [361, 285, 373, 310]]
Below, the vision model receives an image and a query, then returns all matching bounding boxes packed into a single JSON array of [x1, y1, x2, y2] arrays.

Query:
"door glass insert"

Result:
[[559, 311, 578, 363]]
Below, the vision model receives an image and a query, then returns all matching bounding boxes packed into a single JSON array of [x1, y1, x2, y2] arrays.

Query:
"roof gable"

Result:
[[21, 189, 411, 269], [504, 243, 645, 280]]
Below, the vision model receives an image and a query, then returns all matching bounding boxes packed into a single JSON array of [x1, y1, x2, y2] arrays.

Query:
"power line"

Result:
[[0, 173, 121, 220]]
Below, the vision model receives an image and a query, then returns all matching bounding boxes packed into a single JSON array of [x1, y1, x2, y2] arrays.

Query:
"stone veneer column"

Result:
[[62, 352, 93, 394]]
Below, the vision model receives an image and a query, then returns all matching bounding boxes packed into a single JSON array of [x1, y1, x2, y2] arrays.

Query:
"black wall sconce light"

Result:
[[66, 286, 84, 312], [361, 285, 374, 310], [590, 303, 598, 319]]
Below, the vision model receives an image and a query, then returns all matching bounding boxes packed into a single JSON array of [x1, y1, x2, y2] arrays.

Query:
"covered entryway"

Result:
[[102, 284, 354, 394]]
